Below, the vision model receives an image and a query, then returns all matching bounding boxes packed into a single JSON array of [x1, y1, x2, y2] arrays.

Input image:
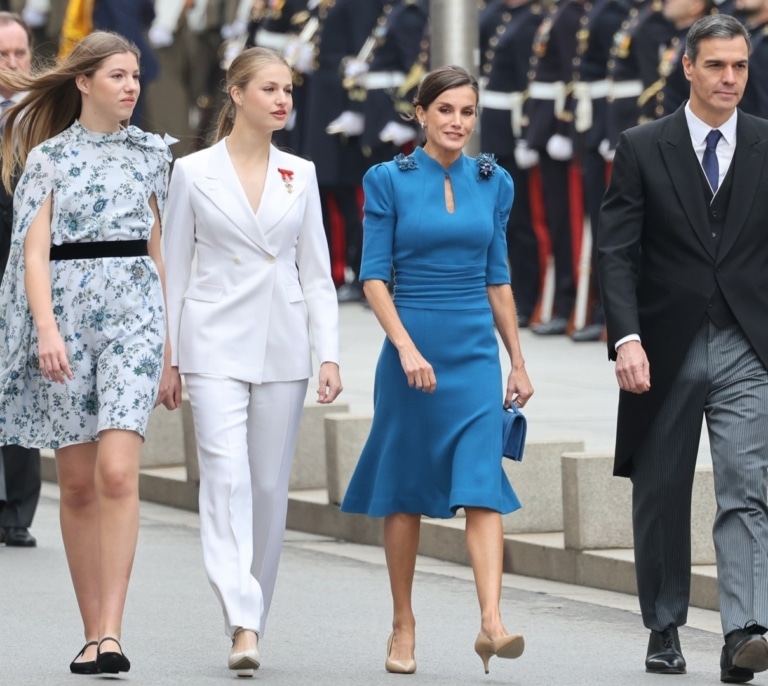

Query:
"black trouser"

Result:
[[536, 151, 575, 320], [497, 154, 540, 320], [0, 446, 41, 529], [581, 148, 606, 326]]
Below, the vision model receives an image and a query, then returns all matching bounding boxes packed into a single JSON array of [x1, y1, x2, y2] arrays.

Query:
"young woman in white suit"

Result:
[[163, 47, 343, 676]]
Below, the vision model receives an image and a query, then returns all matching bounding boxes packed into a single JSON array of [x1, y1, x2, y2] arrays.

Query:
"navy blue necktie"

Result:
[[703, 129, 722, 192]]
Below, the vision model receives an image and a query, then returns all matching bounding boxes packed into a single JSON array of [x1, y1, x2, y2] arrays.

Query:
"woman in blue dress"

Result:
[[341, 66, 534, 675], [0, 32, 175, 675]]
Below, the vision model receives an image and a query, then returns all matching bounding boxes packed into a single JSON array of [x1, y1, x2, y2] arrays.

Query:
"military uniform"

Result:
[[605, 0, 674, 147], [651, 26, 690, 118], [525, 0, 588, 331], [355, 0, 429, 165], [739, 22, 768, 118], [301, 0, 384, 293], [252, 0, 311, 152], [568, 0, 632, 338], [479, 0, 546, 325]]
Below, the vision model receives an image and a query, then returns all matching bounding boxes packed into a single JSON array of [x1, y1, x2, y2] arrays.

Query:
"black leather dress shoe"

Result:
[[336, 282, 364, 303], [720, 628, 768, 682], [646, 626, 686, 674], [1, 527, 36, 547], [570, 323, 604, 342], [531, 317, 568, 336]]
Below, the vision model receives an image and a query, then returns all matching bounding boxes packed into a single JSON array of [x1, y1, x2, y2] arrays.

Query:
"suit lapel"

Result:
[[718, 113, 767, 262], [258, 146, 306, 237], [194, 139, 273, 255], [658, 108, 715, 260]]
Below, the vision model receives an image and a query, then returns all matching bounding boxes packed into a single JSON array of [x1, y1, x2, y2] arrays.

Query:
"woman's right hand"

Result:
[[37, 325, 73, 384], [398, 346, 436, 393]]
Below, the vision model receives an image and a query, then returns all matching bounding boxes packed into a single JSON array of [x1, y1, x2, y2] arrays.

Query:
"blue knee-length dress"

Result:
[[341, 146, 521, 519]]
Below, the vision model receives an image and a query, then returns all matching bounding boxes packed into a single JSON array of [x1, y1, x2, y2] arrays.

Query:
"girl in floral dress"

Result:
[[0, 32, 176, 675]]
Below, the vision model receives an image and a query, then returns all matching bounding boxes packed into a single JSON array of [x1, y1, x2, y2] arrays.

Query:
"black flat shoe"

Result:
[[96, 637, 130, 674], [646, 626, 686, 674], [69, 641, 98, 675]]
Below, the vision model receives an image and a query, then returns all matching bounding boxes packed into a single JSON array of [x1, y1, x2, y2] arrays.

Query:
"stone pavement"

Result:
[[0, 482, 734, 686], [0, 303, 729, 685]]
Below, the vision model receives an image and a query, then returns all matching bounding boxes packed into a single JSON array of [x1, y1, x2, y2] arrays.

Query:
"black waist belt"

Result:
[[49, 240, 148, 261]]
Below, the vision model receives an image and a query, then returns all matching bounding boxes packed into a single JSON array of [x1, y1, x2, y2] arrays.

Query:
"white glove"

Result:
[[21, 7, 47, 28], [221, 20, 247, 41], [546, 134, 573, 161], [598, 138, 615, 162], [379, 121, 417, 146], [514, 140, 540, 170], [284, 37, 315, 74], [343, 58, 369, 81], [326, 111, 365, 136], [148, 25, 175, 49]]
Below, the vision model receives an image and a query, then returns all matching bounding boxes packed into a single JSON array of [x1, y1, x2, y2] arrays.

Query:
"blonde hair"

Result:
[[213, 46, 291, 143], [1, 31, 140, 192]]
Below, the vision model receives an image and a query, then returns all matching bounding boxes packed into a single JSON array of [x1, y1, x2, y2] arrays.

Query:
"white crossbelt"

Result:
[[255, 29, 289, 52], [360, 71, 406, 90], [608, 79, 644, 99]]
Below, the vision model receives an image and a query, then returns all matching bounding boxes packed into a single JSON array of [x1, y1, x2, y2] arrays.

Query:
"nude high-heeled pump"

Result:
[[385, 632, 417, 674], [229, 628, 260, 676], [474, 632, 524, 674]]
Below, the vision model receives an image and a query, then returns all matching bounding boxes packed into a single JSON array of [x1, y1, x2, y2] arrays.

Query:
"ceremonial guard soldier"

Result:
[[735, 0, 768, 118], [479, 0, 547, 327], [252, 0, 320, 151], [524, 0, 587, 335], [605, 0, 674, 147], [640, 0, 712, 119], [568, 0, 631, 341], [346, 0, 429, 167], [302, 0, 384, 300]]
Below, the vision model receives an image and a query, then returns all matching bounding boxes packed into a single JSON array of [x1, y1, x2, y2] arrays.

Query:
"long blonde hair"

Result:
[[1, 31, 140, 192], [213, 46, 291, 143]]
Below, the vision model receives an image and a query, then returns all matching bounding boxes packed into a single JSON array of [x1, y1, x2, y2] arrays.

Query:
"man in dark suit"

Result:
[[598, 14, 768, 682], [0, 11, 40, 548]]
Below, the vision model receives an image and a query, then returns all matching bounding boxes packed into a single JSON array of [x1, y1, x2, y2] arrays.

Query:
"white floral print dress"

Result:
[[0, 120, 171, 449]]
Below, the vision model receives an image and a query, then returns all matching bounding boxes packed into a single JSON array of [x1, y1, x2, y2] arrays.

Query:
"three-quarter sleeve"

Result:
[[359, 163, 396, 282], [486, 165, 514, 285]]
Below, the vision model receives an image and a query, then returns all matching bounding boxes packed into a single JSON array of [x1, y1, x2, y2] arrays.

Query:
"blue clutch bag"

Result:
[[502, 404, 527, 462]]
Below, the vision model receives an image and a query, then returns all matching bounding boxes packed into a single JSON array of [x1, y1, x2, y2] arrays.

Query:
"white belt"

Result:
[[255, 29, 289, 52], [528, 80, 567, 118], [608, 79, 643, 99], [361, 71, 406, 90], [481, 90, 516, 109], [528, 81, 565, 100], [583, 79, 610, 98], [481, 90, 526, 137]]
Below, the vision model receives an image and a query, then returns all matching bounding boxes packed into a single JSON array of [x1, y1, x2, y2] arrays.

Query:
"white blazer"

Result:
[[163, 140, 339, 384]]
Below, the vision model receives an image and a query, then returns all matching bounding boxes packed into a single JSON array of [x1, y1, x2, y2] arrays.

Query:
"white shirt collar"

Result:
[[684, 101, 738, 146]]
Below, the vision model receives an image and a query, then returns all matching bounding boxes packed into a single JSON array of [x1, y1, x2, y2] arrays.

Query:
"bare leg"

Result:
[[56, 442, 100, 664], [465, 507, 508, 639], [383, 513, 420, 661], [95, 429, 142, 647]]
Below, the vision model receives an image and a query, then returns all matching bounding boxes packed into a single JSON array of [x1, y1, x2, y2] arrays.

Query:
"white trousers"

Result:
[[185, 374, 308, 638]]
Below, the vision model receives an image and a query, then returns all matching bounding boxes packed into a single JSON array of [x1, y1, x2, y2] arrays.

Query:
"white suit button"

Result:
[[267, 256, 276, 264], [233, 256, 241, 264]]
